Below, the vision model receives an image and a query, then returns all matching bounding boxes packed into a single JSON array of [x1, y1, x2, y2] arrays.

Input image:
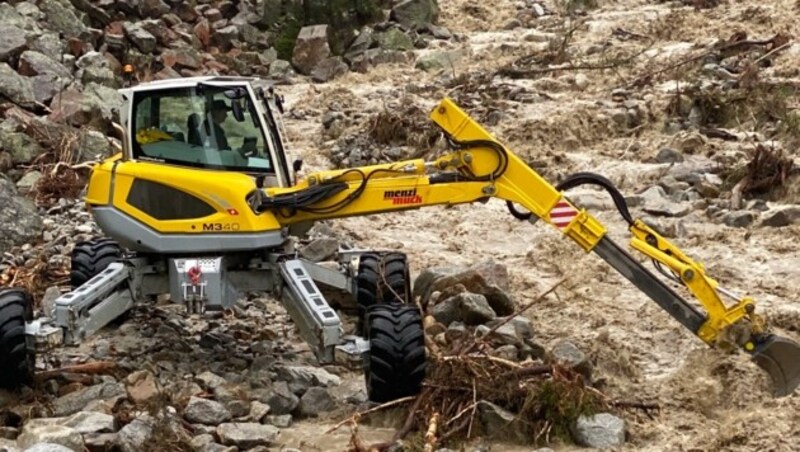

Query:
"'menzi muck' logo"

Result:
[[384, 189, 422, 205]]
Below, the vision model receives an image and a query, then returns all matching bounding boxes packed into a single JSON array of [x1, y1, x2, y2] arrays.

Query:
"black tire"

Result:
[[0, 289, 34, 389], [365, 303, 426, 403], [70, 238, 121, 288], [356, 253, 410, 332]]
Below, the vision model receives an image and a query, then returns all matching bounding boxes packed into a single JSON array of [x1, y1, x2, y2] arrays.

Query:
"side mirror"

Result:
[[293, 159, 303, 172], [231, 99, 245, 122]]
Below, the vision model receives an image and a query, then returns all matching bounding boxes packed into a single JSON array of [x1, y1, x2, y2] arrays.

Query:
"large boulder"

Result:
[[39, 0, 88, 39], [0, 25, 28, 63], [291, 25, 331, 76], [0, 119, 43, 164], [571, 413, 626, 448], [49, 83, 123, 130], [123, 22, 158, 53], [391, 0, 440, 29], [0, 176, 42, 254], [18, 51, 73, 79], [0, 63, 36, 107]]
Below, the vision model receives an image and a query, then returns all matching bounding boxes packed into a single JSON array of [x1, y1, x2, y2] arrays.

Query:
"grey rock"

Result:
[[424, 265, 514, 316], [292, 25, 331, 76], [298, 387, 336, 417], [477, 401, 527, 442], [17, 425, 83, 451], [572, 413, 626, 448], [31, 33, 64, 61], [18, 51, 72, 79], [264, 414, 292, 428], [38, 0, 86, 38], [0, 63, 36, 107], [415, 49, 465, 72], [0, 177, 43, 255], [509, 316, 534, 340], [226, 400, 250, 419], [212, 25, 239, 51], [481, 322, 521, 346], [490, 344, 519, 361], [392, 0, 439, 29], [81, 66, 118, 88], [759, 206, 800, 227], [49, 83, 123, 130], [377, 29, 414, 51], [263, 381, 299, 415], [196, 371, 227, 390], [722, 211, 755, 228], [640, 186, 691, 217], [550, 340, 592, 380], [59, 411, 116, 434], [114, 418, 153, 452], [248, 401, 270, 423], [15, 171, 42, 194], [268, 60, 294, 79], [52, 383, 125, 417], [431, 296, 460, 326], [413, 267, 463, 300], [656, 147, 684, 164], [0, 120, 43, 164], [310, 57, 349, 83], [31, 74, 65, 104], [77, 129, 112, 162], [190, 434, 215, 450], [298, 238, 339, 262], [139, 0, 170, 18], [276, 366, 341, 395], [184, 397, 232, 425], [123, 22, 157, 53], [0, 25, 28, 63], [216, 423, 278, 449], [349, 48, 410, 73], [445, 321, 468, 342], [458, 293, 496, 325], [345, 27, 375, 60]]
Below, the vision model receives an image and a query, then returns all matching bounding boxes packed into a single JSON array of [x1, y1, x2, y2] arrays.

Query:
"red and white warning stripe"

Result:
[[550, 201, 578, 228]]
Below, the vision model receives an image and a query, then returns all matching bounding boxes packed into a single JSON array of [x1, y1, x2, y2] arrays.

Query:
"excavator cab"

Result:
[[122, 78, 292, 184]]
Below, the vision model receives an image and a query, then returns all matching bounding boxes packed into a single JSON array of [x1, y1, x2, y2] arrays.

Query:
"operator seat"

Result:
[[187, 113, 203, 146]]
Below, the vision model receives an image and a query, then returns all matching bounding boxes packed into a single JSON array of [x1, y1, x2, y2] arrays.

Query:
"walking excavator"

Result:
[[1, 77, 798, 402]]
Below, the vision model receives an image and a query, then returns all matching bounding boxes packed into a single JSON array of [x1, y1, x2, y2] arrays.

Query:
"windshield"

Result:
[[130, 85, 274, 173]]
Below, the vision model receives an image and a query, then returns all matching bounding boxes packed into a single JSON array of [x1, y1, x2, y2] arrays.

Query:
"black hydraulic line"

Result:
[[592, 237, 706, 333], [506, 172, 635, 226]]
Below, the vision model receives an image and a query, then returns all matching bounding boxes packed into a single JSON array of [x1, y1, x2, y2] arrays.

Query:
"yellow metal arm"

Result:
[[259, 97, 800, 395], [263, 98, 757, 349], [629, 220, 763, 348]]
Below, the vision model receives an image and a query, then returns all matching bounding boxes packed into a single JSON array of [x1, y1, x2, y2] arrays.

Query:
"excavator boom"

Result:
[[260, 98, 800, 396]]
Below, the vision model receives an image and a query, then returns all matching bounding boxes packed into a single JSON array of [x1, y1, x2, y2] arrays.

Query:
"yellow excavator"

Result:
[[1, 77, 798, 402]]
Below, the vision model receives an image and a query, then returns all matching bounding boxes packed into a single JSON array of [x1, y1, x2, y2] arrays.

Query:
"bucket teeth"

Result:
[[750, 334, 800, 397]]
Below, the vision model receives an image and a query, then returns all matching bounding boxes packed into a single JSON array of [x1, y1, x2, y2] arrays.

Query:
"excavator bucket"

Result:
[[751, 335, 800, 397]]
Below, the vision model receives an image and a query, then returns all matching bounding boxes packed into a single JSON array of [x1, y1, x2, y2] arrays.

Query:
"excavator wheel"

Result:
[[0, 288, 35, 389], [356, 252, 411, 333], [364, 303, 426, 403], [70, 238, 121, 288]]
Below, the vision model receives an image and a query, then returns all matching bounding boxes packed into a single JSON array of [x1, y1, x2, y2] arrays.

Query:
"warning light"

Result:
[[123, 64, 134, 74], [227, 208, 239, 216]]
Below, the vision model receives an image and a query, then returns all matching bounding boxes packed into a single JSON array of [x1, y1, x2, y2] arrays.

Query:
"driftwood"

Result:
[[35, 361, 118, 382]]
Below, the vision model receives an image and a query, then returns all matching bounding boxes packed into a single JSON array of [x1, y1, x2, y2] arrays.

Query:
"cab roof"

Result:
[[118, 76, 269, 97]]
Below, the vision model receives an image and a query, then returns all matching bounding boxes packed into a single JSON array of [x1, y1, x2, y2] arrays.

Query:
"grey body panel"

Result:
[[593, 237, 706, 333], [92, 206, 286, 253]]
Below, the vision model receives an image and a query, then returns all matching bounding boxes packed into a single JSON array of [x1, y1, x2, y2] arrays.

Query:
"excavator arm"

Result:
[[259, 98, 800, 396]]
